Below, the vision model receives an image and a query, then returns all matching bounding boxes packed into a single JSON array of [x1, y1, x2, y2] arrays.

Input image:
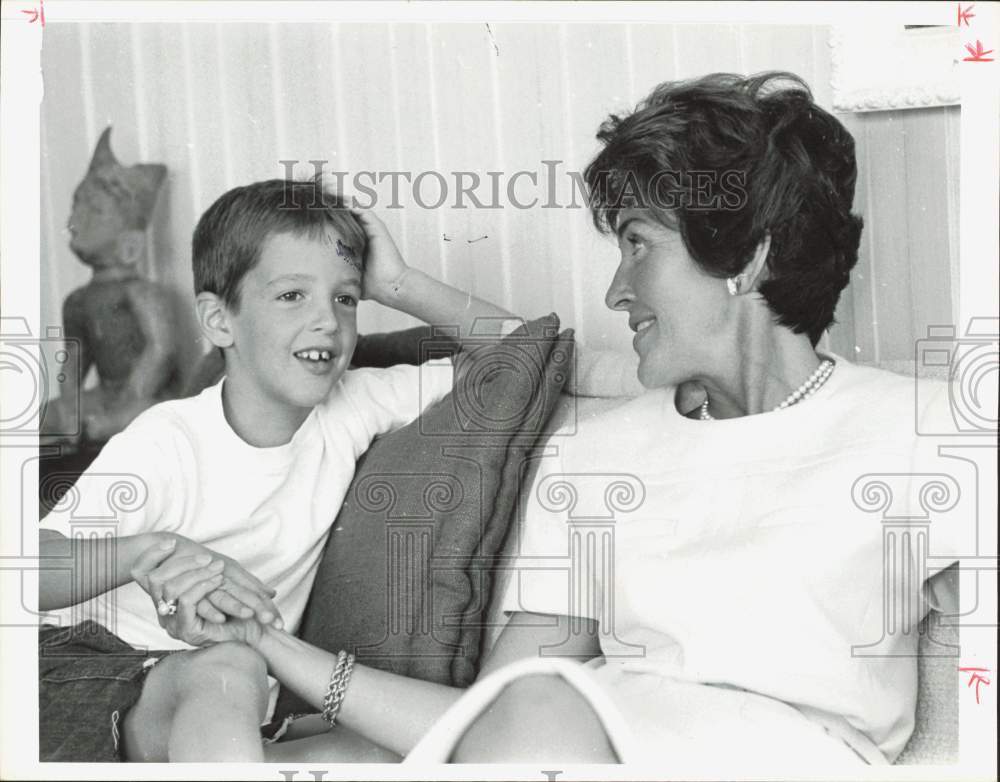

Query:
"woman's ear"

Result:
[[743, 233, 772, 292], [196, 292, 235, 349]]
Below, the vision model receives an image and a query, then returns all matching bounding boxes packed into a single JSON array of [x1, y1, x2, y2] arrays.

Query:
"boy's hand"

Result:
[[140, 552, 264, 647], [131, 536, 283, 630], [349, 207, 410, 306]]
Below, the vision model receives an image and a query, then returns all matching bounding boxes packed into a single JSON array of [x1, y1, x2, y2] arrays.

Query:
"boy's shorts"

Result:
[[39, 620, 177, 762]]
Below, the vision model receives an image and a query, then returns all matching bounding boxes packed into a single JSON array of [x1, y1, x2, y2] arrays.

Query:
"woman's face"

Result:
[[605, 208, 732, 389]]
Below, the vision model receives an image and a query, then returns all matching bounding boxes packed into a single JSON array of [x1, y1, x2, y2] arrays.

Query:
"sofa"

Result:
[[270, 324, 960, 766], [183, 322, 959, 764]]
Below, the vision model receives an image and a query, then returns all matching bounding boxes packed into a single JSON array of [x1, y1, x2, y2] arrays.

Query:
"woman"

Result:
[[142, 71, 959, 767]]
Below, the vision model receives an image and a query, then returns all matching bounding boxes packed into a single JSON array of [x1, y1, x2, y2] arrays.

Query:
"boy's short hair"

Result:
[[192, 179, 367, 311]]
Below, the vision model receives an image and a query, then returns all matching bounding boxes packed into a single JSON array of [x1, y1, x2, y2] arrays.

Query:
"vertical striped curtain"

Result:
[[41, 22, 958, 390]]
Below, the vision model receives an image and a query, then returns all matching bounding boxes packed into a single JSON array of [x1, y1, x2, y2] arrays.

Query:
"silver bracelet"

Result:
[[321, 650, 355, 727]]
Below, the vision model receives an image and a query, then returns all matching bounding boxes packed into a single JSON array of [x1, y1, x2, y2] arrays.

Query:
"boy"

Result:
[[38, 178, 518, 762]]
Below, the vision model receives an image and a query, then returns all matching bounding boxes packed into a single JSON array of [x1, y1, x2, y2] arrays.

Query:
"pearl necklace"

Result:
[[698, 359, 836, 421]]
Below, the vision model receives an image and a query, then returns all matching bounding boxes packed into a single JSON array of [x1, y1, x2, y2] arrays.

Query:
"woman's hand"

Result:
[[131, 535, 283, 629], [134, 548, 264, 647], [349, 207, 410, 306]]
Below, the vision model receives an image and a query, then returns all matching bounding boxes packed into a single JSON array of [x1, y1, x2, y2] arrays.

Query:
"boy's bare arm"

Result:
[[351, 208, 519, 342], [385, 267, 517, 340], [39, 528, 173, 611], [39, 530, 282, 627]]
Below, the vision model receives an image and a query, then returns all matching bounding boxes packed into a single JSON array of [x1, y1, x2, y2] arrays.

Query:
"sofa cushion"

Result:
[[896, 609, 960, 763], [272, 314, 574, 719]]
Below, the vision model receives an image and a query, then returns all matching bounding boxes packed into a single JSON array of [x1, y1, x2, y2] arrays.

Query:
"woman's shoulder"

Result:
[[545, 389, 674, 465], [830, 358, 949, 418], [832, 357, 914, 391], [809, 358, 953, 456]]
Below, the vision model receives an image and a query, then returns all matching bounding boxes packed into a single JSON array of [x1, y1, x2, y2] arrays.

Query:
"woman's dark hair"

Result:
[[584, 71, 863, 345], [192, 178, 367, 312]]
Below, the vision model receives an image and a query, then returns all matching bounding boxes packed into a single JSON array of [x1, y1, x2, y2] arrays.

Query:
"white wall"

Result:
[[41, 22, 955, 390]]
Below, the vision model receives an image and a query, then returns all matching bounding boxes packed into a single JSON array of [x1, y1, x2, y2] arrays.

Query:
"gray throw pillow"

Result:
[[272, 314, 574, 720]]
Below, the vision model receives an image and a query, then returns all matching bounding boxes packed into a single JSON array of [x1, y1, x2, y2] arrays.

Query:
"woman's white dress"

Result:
[[498, 358, 964, 768]]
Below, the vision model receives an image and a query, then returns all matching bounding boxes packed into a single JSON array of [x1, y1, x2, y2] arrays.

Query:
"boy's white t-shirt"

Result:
[[41, 358, 454, 712], [502, 358, 970, 763]]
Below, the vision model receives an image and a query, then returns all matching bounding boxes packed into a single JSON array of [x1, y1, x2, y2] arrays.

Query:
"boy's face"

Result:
[[223, 229, 362, 415]]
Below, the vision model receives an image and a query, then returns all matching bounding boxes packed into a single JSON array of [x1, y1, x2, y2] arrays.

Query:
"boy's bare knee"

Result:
[[123, 646, 268, 762], [175, 643, 268, 708], [122, 653, 188, 761], [135, 644, 266, 711], [189, 642, 267, 680]]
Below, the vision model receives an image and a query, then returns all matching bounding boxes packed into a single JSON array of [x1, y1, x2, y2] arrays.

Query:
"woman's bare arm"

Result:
[[254, 611, 600, 758], [148, 547, 603, 758]]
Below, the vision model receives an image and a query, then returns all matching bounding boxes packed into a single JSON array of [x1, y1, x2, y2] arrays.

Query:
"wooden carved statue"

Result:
[[43, 127, 182, 446]]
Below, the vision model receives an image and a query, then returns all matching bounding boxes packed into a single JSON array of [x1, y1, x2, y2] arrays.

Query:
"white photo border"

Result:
[[2, 1, 996, 780]]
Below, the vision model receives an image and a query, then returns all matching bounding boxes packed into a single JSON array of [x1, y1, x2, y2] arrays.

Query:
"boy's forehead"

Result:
[[256, 230, 363, 283], [322, 228, 363, 273]]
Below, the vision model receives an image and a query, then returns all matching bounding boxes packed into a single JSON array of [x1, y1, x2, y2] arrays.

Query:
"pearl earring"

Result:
[[726, 276, 742, 296]]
